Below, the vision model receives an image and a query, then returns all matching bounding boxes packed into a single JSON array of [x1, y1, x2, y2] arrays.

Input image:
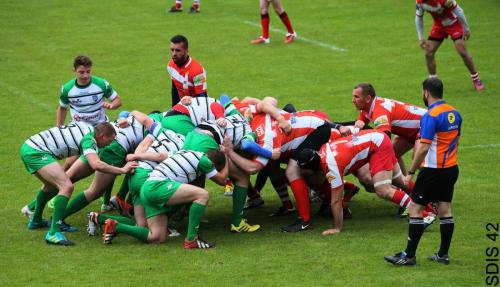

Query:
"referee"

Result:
[[385, 78, 462, 266]]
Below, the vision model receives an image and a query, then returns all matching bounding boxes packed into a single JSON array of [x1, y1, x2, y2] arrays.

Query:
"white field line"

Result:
[[242, 20, 347, 52], [461, 143, 500, 149]]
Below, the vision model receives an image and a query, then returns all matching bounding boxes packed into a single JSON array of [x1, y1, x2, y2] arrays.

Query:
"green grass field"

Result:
[[1, 0, 499, 286]]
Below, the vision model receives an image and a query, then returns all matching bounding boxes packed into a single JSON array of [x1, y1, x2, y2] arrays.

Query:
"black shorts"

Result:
[[411, 166, 459, 206]]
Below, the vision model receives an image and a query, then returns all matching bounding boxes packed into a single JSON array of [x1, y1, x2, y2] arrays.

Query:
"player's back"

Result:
[[416, 0, 458, 26], [26, 122, 94, 159], [138, 129, 185, 170], [112, 116, 147, 153]]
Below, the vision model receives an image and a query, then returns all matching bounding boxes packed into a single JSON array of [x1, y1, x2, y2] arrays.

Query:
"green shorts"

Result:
[[182, 131, 219, 153], [161, 114, 195, 136], [128, 167, 152, 206], [80, 140, 126, 167], [141, 179, 181, 218], [20, 143, 57, 174]]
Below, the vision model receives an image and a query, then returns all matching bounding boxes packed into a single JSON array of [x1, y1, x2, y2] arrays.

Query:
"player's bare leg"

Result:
[[271, 0, 296, 43], [453, 38, 484, 91], [424, 40, 442, 76], [62, 155, 78, 171], [35, 163, 75, 245], [392, 136, 414, 176]]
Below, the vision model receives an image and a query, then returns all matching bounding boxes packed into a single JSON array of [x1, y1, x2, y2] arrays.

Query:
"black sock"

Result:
[[405, 217, 425, 258], [438, 217, 454, 257], [254, 169, 268, 191]]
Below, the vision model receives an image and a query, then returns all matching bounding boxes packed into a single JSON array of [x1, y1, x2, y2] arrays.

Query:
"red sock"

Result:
[[192, 3, 199, 9], [407, 180, 415, 194], [261, 14, 270, 39], [279, 12, 294, 34], [391, 188, 411, 209], [289, 179, 310, 221], [175, 0, 182, 9]]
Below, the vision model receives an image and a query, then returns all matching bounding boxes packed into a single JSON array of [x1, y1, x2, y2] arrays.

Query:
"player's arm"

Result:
[[130, 110, 155, 131], [56, 106, 67, 126], [322, 186, 344, 235], [199, 153, 228, 186], [57, 86, 69, 126], [208, 159, 229, 186], [256, 101, 291, 134], [101, 81, 121, 109], [102, 95, 122, 110], [191, 67, 207, 97], [415, 4, 426, 48], [127, 151, 169, 162], [452, 3, 470, 39], [134, 135, 154, 154], [229, 149, 263, 174], [86, 152, 137, 174]]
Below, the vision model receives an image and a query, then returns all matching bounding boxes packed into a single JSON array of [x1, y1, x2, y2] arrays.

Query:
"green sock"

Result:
[[117, 174, 130, 200], [49, 195, 69, 235], [97, 213, 136, 226], [28, 198, 37, 211], [102, 181, 114, 205], [232, 185, 248, 226], [32, 189, 58, 222], [116, 223, 149, 242], [187, 202, 206, 241], [63, 192, 89, 219]]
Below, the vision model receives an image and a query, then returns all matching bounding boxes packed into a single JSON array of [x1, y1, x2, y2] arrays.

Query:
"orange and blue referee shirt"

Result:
[[420, 100, 462, 168]]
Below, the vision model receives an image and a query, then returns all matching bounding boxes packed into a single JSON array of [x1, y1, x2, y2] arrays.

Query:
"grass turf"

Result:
[[0, 0, 499, 286]]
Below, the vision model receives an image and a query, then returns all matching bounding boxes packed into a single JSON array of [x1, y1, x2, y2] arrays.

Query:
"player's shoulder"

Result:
[[61, 78, 77, 94], [415, 0, 424, 4], [90, 75, 108, 86], [188, 58, 205, 71]]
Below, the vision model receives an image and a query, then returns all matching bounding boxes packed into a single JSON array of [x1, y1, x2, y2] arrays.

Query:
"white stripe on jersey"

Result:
[[26, 122, 94, 159], [325, 145, 344, 189], [148, 150, 203, 183], [138, 130, 185, 170], [424, 135, 439, 168], [343, 147, 370, 175], [184, 97, 218, 126], [113, 116, 146, 153], [391, 120, 421, 129], [280, 135, 308, 152], [289, 115, 325, 129], [351, 132, 385, 147]]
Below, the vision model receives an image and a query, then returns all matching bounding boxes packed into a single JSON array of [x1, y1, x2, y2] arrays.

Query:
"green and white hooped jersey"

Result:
[[25, 122, 96, 159], [60, 76, 117, 126], [138, 128, 186, 170], [147, 150, 217, 183], [112, 116, 147, 153], [197, 113, 252, 149], [183, 96, 219, 126]]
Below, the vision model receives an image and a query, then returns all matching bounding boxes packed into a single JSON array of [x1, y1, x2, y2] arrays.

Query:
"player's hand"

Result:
[[181, 96, 192, 105], [322, 228, 341, 235], [126, 154, 136, 162], [271, 148, 281, 160], [216, 118, 228, 128], [463, 30, 470, 41], [404, 174, 414, 188], [122, 161, 138, 174], [222, 135, 233, 151], [278, 121, 292, 135], [419, 39, 426, 49], [339, 126, 352, 136], [102, 102, 113, 109], [117, 118, 129, 128]]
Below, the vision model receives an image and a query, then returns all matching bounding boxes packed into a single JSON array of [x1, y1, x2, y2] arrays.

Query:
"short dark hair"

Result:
[[354, 83, 376, 98], [94, 122, 116, 137], [205, 150, 226, 171], [422, 78, 443, 99], [170, 35, 188, 49], [73, 55, 92, 69]]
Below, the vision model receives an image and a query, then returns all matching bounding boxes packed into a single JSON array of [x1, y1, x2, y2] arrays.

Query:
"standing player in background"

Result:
[[167, 35, 207, 106], [415, 0, 484, 91], [57, 55, 122, 127], [385, 78, 461, 266], [169, 0, 200, 13], [251, 0, 297, 44]]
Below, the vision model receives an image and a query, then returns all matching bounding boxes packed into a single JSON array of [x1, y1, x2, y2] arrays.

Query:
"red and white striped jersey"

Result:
[[357, 97, 426, 141], [318, 130, 387, 189], [167, 57, 207, 98], [251, 110, 329, 166], [416, 0, 458, 27]]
